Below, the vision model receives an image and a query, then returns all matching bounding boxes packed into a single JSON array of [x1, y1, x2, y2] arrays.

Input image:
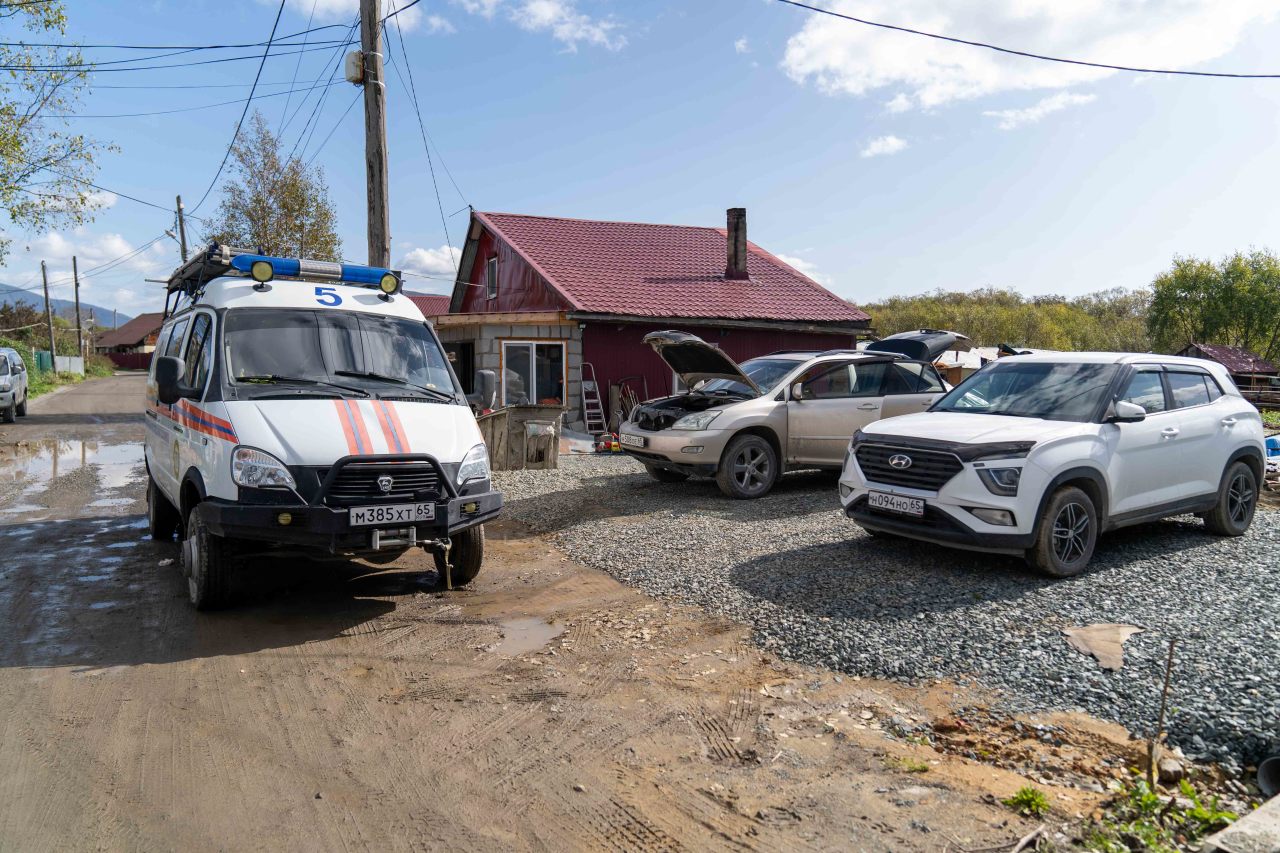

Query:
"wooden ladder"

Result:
[[581, 362, 607, 434]]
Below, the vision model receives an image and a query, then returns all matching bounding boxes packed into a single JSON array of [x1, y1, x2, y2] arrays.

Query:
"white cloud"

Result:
[[424, 14, 456, 34], [735, 36, 750, 54], [509, 0, 625, 51], [4, 229, 178, 316], [781, 1, 1277, 109], [884, 93, 911, 113], [983, 91, 1095, 130], [280, 0, 425, 33], [859, 134, 907, 158], [776, 253, 834, 286], [453, 0, 501, 17], [399, 244, 461, 280]]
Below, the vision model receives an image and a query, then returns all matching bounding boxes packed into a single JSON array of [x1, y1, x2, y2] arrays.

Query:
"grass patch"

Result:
[[1083, 778, 1236, 853], [885, 756, 930, 773], [1261, 409, 1280, 430], [25, 369, 85, 400], [1002, 786, 1050, 818]]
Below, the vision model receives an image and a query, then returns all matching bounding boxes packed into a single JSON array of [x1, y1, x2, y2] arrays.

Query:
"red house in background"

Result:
[[412, 208, 872, 431]]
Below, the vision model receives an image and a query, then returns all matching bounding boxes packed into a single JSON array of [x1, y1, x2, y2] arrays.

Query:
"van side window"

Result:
[[183, 314, 214, 393], [149, 325, 173, 378], [164, 319, 189, 359]]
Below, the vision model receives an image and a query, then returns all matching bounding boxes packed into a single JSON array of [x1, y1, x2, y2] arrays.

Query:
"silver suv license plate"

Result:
[[349, 502, 435, 526], [868, 491, 924, 517], [619, 433, 646, 448]]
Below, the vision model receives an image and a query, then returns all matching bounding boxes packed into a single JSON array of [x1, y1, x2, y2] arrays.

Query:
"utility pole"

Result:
[[359, 0, 390, 267], [175, 194, 189, 262], [40, 261, 56, 369], [72, 255, 84, 359]]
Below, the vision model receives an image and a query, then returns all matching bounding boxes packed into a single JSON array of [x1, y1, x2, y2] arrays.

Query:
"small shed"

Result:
[[1176, 343, 1278, 402]]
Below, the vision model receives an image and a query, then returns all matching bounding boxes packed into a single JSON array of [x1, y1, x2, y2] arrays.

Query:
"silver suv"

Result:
[[0, 347, 29, 424], [619, 330, 963, 498]]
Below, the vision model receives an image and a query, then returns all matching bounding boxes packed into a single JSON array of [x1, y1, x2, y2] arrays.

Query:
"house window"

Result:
[[485, 257, 498, 299], [502, 340, 566, 406]]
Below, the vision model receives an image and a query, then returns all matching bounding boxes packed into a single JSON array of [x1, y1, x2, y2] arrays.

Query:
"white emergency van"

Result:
[[145, 244, 501, 609]]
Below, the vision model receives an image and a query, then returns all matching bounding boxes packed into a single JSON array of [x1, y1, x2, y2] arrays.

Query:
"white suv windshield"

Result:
[[934, 360, 1119, 422], [699, 357, 801, 396], [224, 308, 459, 398]]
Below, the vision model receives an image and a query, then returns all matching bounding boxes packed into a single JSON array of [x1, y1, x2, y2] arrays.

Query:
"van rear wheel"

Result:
[[147, 476, 181, 541], [433, 525, 484, 587], [182, 507, 236, 610]]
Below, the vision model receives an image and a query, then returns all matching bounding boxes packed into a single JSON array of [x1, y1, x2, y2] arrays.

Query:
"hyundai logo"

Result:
[[888, 454, 913, 470], [377, 475, 394, 493]]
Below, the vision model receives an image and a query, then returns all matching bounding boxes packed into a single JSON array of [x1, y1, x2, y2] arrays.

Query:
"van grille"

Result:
[[323, 462, 443, 505], [855, 444, 963, 492]]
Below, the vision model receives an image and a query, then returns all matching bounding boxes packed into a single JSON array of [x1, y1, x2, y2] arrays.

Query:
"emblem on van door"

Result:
[[888, 454, 913, 470], [377, 475, 394, 493]]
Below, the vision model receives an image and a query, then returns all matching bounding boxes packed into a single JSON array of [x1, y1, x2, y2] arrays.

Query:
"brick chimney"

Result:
[[725, 207, 748, 280]]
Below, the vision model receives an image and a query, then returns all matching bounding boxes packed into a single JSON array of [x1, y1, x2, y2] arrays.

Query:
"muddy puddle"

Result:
[[0, 440, 144, 518], [492, 616, 564, 656]]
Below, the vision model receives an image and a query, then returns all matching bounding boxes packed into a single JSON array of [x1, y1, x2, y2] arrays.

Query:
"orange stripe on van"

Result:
[[334, 400, 359, 455], [373, 401, 403, 453], [349, 401, 373, 454], [385, 401, 411, 453]]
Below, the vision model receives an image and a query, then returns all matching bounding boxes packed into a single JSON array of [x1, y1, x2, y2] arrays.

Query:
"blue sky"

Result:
[[6, 0, 1280, 318]]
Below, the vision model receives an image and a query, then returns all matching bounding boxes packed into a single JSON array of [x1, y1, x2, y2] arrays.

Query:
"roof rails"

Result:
[[764, 349, 821, 356], [163, 243, 403, 316]]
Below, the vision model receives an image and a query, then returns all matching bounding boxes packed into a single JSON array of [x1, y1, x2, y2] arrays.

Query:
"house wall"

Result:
[[582, 321, 856, 419], [457, 228, 571, 314], [436, 321, 585, 430]]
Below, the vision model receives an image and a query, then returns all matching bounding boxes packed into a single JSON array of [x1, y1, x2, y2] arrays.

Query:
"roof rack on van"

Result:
[[163, 243, 403, 317]]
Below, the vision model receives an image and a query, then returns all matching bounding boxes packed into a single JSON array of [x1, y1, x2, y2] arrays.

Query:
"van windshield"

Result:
[[223, 308, 459, 400]]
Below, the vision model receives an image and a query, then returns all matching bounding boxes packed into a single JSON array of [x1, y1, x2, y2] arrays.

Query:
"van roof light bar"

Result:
[[165, 243, 402, 298]]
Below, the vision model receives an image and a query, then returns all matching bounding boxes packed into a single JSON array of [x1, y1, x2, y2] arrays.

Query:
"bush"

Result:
[[85, 354, 115, 377], [1002, 786, 1050, 818]]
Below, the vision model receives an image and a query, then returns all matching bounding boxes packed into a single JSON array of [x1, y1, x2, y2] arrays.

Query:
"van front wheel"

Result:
[[182, 507, 236, 610], [433, 525, 484, 587]]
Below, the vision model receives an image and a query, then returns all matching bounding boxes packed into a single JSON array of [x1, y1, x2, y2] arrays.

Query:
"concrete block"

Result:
[[1201, 794, 1280, 852]]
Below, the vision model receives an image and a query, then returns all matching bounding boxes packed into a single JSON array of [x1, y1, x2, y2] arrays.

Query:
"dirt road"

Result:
[[0, 376, 1136, 851]]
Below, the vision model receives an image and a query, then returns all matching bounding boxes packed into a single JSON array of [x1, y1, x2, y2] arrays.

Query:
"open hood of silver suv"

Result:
[[866, 329, 971, 361], [642, 330, 761, 394]]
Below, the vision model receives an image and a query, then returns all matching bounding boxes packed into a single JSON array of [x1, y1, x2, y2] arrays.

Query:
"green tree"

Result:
[[0, 1, 112, 262], [862, 287, 1152, 352], [1147, 250, 1280, 360], [203, 111, 342, 260]]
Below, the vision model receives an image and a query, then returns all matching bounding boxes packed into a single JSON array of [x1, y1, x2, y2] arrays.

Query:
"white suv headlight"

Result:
[[977, 466, 1021, 496], [231, 446, 296, 489], [458, 443, 490, 485], [671, 410, 721, 431]]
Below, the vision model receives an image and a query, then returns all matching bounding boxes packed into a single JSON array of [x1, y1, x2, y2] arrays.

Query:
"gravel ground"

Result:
[[496, 455, 1280, 769]]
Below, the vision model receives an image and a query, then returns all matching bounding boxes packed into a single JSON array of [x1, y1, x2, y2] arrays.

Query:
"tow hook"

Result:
[[424, 538, 453, 590]]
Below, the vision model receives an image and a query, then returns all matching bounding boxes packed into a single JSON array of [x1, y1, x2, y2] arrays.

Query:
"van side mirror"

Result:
[[468, 368, 497, 411], [155, 355, 193, 405], [1109, 400, 1146, 423], [791, 382, 805, 402]]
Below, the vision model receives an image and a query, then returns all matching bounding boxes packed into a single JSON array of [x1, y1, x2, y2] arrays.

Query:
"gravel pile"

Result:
[[496, 455, 1280, 769]]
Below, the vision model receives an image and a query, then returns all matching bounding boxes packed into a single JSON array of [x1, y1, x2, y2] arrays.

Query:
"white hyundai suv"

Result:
[[839, 353, 1265, 576]]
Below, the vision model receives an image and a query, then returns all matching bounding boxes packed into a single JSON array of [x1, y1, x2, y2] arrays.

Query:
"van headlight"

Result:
[[231, 446, 296, 489], [671, 410, 721, 431], [0, 381, 9, 392], [977, 467, 1021, 496], [458, 443, 490, 485]]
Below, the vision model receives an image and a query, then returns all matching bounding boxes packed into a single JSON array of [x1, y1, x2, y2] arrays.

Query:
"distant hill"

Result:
[[0, 283, 133, 328]]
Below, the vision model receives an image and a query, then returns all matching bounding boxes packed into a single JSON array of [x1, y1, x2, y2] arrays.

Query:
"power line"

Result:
[[304, 89, 362, 165], [2, 41, 352, 75], [47, 78, 343, 118], [189, 0, 289, 215], [280, 0, 321, 125], [13, 156, 208, 223], [773, 0, 1280, 79], [282, 16, 359, 153], [0, 23, 355, 51], [381, 0, 425, 23]]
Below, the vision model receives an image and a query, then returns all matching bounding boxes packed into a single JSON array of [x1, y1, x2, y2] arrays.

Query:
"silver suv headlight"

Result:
[[458, 443, 490, 484], [671, 410, 721, 431], [231, 446, 296, 489], [977, 466, 1021, 496]]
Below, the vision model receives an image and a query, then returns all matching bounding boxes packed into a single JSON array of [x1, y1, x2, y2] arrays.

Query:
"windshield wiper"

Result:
[[236, 374, 369, 397], [334, 370, 456, 402]]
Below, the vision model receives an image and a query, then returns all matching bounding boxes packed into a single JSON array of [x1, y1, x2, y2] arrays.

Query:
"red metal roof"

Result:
[[95, 312, 164, 349], [1182, 342, 1278, 375], [473, 211, 869, 324], [407, 293, 451, 317]]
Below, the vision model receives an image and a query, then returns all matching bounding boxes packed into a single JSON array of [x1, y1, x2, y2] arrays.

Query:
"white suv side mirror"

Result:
[[1110, 400, 1146, 423]]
